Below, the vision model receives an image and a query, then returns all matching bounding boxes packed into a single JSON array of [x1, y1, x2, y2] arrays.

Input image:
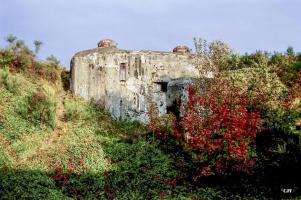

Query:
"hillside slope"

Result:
[[1, 38, 300, 199], [0, 68, 223, 199]]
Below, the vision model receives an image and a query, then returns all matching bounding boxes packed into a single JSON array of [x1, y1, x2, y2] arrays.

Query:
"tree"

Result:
[[193, 37, 216, 76], [193, 37, 208, 57], [193, 37, 234, 73], [33, 40, 43, 54], [15, 40, 25, 49], [208, 40, 233, 68], [46, 55, 60, 65], [286, 46, 295, 56], [5, 34, 17, 45]]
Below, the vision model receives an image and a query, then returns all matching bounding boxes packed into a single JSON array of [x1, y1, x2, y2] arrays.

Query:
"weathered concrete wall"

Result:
[[166, 78, 196, 119], [70, 47, 201, 123]]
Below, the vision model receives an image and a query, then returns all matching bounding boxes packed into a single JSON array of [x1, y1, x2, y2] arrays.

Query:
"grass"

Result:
[[0, 70, 52, 163], [1, 37, 300, 199], [0, 68, 227, 199], [1, 68, 300, 199]]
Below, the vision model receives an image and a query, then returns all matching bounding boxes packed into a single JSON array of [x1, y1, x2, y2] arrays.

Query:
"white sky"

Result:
[[0, 0, 300, 68]]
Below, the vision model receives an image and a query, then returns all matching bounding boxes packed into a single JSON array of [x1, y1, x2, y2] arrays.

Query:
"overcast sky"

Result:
[[0, 0, 300, 68]]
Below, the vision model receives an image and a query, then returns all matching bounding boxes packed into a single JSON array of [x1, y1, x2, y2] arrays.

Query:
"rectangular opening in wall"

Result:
[[154, 81, 168, 92], [135, 57, 142, 75], [89, 63, 94, 69], [119, 63, 126, 81], [132, 93, 140, 112], [135, 93, 140, 112]]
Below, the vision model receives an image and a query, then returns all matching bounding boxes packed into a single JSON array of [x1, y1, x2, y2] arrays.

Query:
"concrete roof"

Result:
[[74, 47, 195, 58]]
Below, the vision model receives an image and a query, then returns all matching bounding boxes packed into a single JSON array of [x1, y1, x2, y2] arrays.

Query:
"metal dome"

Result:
[[98, 39, 117, 48], [173, 45, 191, 53]]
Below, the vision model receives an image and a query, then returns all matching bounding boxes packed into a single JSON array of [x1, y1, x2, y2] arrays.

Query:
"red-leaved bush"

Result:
[[149, 77, 263, 176], [178, 78, 262, 174], [149, 112, 176, 140]]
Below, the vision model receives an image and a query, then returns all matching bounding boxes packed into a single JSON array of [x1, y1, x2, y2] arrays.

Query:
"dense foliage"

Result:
[[149, 39, 301, 198], [0, 34, 61, 83], [178, 78, 261, 175]]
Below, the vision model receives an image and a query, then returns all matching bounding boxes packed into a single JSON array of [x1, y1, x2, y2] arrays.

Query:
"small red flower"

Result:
[[159, 191, 165, 199], [200, 166, 213, 176], [103, 171, 110, 178]]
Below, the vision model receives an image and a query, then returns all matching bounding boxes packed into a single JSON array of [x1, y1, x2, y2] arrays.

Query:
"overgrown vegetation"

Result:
[[0, 34, 61, 83], [149, 38, 301, 199], [0, 35, 300, 199]]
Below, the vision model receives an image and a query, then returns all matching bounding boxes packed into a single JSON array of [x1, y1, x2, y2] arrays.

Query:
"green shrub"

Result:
[[34, 62, 60, 83], [256, 104, 300, 173], [0, 48, 15, 69], [104, 138, 179, 199], [222, 68, 288, 108], [262, 106, 300, 136], [219, 51, 270, 71], [269, 51, 301, 87], [0, 169, 67, 199], [63, 95, 101, 122], [1, 37, 61, 84], [112, 118, 147, 135], [0, 146, 13, 169], [278, 60, 301, 87], [47, 167, 106, 199], [240, 51, 270, 68], [61, 69, 70, 91], [64, 96, 88, 121], [19, 86, 56, 128], [0, 67, 20, 94], [17, 49, 34, 72]]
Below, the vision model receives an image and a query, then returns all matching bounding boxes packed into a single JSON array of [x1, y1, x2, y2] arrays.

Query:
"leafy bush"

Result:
[[0, 35, 61, 84], [0, 37, 35, 73], [255, 124, 301, 197], [19, 86, 56, 128], [34, 62, 60, 83], [239, 51, 270, 69], [180, 78, 262, 174], [276, 58, 301, 87], [262, 106, 300, 136], [61, 69, 70, 91], [222, 68, 288, 109], [46, 160, 106, 199], [0, 169, 66, 199], [0, 67, 20, 94], [63, 94, 102, 122], [149, 76, 263, 176], [104, 138, 179, 199], [0, 146, 13, 169], [64, 95, 90, 122], [256, 95, 301, 177], [149, 112, 176, 140], [46, 54, 60, 66], [219, 51, 270, 71], [0, 48, 15, 68], [193, 37, 233, 74], [218, 46, 301, 92]]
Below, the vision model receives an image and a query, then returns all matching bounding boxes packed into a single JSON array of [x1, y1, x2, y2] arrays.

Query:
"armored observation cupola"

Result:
[[98, 39, 118, 48], [173, 45, 191, 53]]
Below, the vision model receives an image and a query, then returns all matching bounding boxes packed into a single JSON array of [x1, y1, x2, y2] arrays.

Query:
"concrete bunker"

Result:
[[70, 39, 205, 123]]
